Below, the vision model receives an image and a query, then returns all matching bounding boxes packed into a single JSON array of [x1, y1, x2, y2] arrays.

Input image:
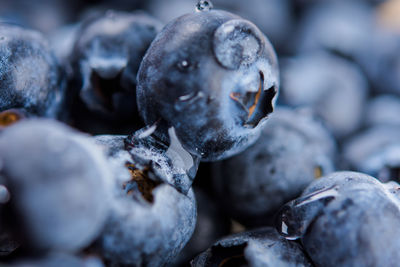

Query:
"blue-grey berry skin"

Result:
[[212, 107, 336, 227], [365, 95, 400, 127], [94, 135, 197, 267], [281, 51, 368, 139], [276, 171, 400, 267], [191, 227, 312, 267], [0, 119, 112, 252], [0, 24, 64, 118], [67, 11, 162, 134], [343, 126, 400, 182], [137, 8, 279, 161]]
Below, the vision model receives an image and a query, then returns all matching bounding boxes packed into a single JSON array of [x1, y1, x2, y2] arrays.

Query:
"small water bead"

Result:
[[196, 0, 213, 12]]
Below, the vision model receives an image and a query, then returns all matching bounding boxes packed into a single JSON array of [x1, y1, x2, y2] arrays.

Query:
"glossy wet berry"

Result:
[[276, 171, 400, 267], [0, 119, 112, 252], [0, 24, 64, 118], [137, 6, 279, 161], [191, 227, 312, 266], [212, 107, 336, 227], [68, 10, 162, 134], [343, 125, 400, 182], [93, 135, 197, 266]]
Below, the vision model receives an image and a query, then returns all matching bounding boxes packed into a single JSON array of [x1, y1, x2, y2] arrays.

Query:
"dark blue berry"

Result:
[[0, 24, 64, 118], [212, 107, 336, 227], [276, 171, 400, 267], [0, 119, 111, 252], [137, 8, 279, 161]]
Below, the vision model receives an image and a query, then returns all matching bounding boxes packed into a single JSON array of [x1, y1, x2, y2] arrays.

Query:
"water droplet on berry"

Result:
[[275, 186, 339, 240], [196, 0, 213, 12], [166, 127, 195, 174]]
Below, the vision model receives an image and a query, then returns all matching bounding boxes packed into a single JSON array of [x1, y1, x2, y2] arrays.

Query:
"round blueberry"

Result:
[[0, 119, 112, 252], [0, 24, 64, 118], [137, 8, 279, 161], [94, 135, 197, 266], [276, 171, 400, 267], [281, 51, 368, 138], [212, 107, 336, 227]]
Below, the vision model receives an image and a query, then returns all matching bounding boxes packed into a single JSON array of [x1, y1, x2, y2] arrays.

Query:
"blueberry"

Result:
[[94, 134, 197, 266], [212, 107, 336, 227], [191, 227, 312, 266], [0, 24, 64, 118], [281, 51, 368, 138], [0, 119, 112, 252], [67, 11, 162, 134], [295, 1, 374, 60], [276, 171, 400, 267], [343, 125, 400, 182], [137, 6, 279, 161]]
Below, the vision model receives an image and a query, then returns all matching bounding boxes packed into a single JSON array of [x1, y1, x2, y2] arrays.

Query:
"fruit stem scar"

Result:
[[123, 162, 160, 203]]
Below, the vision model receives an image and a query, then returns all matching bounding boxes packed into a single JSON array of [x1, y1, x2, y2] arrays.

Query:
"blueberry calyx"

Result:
[[123, 163, 161, 203], [229, 71, 276, 127]]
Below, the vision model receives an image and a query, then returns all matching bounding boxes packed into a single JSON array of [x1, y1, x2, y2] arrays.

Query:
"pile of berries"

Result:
[[1, 0, 400, 266]]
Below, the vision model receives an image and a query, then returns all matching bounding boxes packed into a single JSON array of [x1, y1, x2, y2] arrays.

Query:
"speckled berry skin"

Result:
[[191, 227, 312, 267], [0, 120, 111, 252], [276, 171, 400, 267], [94, 135, 197, 266], [212, 107, 336, 227], [0, 24, 64, 117], [137, 9, 279, 161]]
